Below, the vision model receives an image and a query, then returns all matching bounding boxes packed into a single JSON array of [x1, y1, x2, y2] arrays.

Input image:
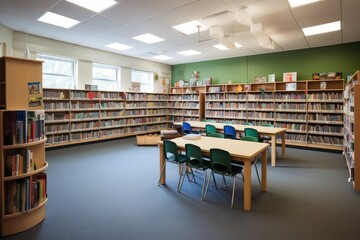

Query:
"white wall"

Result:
[[11, 31, 172, 93], [0, 24, 13, 56]]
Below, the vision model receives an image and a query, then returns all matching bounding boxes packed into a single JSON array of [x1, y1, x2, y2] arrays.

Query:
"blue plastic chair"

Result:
[[224, 125, 237, 139]]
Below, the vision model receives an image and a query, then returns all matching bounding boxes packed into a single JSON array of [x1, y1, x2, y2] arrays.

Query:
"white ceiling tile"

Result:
[[291, 0, 340, 20], [122, 0, 173, 17], [177, 0, 230, 19], [49, 1, 96, 22], [296, 11, 341, 28], [306, 31, 342, 47], [101, 4, 146, 25]]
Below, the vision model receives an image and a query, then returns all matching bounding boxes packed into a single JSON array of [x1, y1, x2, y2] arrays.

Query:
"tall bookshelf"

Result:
[[0, 57, 47, 236], [344, 71, 360, 190], [168, 86, 205, 123], [201, 79, 344, 150], [44, 89, 170, 148]]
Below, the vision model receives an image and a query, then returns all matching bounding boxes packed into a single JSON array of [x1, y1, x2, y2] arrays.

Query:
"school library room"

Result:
[[0, 0, 360, 239]]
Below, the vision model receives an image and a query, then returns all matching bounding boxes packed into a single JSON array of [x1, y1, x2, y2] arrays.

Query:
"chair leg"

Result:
[[231, 176, 236, 208], [200, 171, 207, 200], [254, 163, 261, 185], [158, 162, 166, 186], [203, 173, 212, 201], [211, 172, 218, 190], [176, 164, 184, 192], [190, 167, 196, 183], [178, 164, 187, 193]]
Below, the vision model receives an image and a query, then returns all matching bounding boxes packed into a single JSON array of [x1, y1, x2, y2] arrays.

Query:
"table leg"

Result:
[[261, 149, 267, 192], [159, 144, 165, 185], [271, 136, 276, 167], [243, 160, 251, 211], [281, 132, 286, 159]]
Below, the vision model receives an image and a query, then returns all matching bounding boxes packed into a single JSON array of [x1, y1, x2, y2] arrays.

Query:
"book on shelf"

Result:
[[3, 110, 45, 145]]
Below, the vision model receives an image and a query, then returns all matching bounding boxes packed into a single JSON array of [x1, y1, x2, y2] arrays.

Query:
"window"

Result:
[[131, 70, 153, 92], [37, 54, 77, 89], [92, 63, 120, 91]]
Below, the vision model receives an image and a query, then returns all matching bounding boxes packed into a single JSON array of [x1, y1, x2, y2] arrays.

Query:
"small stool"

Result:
[[160, 129, 179, 140]]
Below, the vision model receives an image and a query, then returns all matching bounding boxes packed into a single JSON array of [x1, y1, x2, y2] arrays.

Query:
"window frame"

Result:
[[36, 54, 77, 89], [92, 63, 120, 91], [131, 69, 154, 93]]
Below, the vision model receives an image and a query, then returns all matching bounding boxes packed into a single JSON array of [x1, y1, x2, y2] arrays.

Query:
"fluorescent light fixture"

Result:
[[177, 50, 201, 56], [288, 0, 320, 8], [106, 42, 133, 51], [153, 55, 172, 60], [302, 21, 341, 36], [133, 33, 164, 44], [66, 0, 117, 12], [234, 42, 242, 48], [172, 20, 207, 35], [38, 12, 79, 29], [213, 44, 229, 50]]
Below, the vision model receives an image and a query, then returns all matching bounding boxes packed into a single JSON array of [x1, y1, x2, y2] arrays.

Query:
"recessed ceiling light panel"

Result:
[[172, 20, 207, 35], [177, 50, 201, 56], [133, 33, 164, 44], [153, 55, 172, 60], [38, 12, 79, 29], [213, 44, 229, 50], [66, 0, 117, 13], [106, 42, 133, 51], [288, 0, 320, 8], [302, 21, 341, 36]]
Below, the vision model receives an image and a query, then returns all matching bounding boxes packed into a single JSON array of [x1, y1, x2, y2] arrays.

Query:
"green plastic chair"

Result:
[[244, 128, 260, 141], [239, 136, 261, 184], [205, 124, 217, 136], [158, 140, 188, 192], [179, 144, 217, 199], [242, 122, 253, 126], [208, 132, 224, 138], [203, 148, 244, 208]]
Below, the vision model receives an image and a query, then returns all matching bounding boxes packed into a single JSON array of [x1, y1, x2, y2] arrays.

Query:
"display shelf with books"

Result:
[[0, 57, 48, 236], [1, 110, 47, 236], [168, 90, 204, 123], [200, 80, 344, 150], [343, 71, 359, 190], [306, 79, 344, 149]]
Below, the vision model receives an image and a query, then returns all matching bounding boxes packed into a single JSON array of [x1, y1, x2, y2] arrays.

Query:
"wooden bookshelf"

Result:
[[202, 79, 344, 150], [344, 71, 360, 190], [0, 57, 43, 111], [44, 89, 170, 148], [168, 86, 205, 123], [0, 57, 47, 237]]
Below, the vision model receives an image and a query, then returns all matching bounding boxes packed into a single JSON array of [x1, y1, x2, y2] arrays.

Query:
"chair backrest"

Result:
[[163, 140, 179, 161], [242, 122, 253, 126], [244, 128, 259, 141], [262, 123, 274, 127], [182, 122, 192, 135], [224, 125, 236, 139], [240, 136, 258, 142], [205, 124, 217, 136], [185, 143, 203, 168], [210, 148, 232, 174], [208, 132, 224, 138]]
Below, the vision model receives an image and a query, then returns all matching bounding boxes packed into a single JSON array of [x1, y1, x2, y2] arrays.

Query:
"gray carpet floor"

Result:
[[3, 137, 360, 240]]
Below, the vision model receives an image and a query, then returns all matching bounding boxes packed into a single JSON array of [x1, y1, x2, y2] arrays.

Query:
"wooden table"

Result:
[[158, 136, 269, 211], [174, 121, 287, 167]]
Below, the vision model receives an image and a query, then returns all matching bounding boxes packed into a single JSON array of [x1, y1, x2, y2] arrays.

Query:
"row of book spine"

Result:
[[4, 149, 35, 177], [3, 111, 45, 145], [5, 173, 47, 215]]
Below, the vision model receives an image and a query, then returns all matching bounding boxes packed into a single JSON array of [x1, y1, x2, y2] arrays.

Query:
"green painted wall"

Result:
[[171, 41, 360, 85]]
